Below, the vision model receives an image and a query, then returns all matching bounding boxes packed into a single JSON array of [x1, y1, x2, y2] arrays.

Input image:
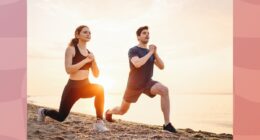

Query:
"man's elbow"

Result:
[[159, 65, 164, 70], [160, 66, 164, 70], [133, 63, 142, 68]]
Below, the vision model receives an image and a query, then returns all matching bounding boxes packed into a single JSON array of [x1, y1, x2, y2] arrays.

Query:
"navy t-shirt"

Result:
[[127, 46, 155, 89]]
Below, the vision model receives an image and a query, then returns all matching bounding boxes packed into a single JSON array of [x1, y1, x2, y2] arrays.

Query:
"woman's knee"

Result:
[[96, 84, 104, 93], [57, 114, 68, 122]]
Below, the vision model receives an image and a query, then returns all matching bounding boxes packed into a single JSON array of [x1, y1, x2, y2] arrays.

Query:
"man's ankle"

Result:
[[164, 121, 170, 126]]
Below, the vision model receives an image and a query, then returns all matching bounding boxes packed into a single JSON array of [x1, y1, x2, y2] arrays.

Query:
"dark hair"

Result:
[[69, 25, 88, 46], [136, 26, 149, 36]]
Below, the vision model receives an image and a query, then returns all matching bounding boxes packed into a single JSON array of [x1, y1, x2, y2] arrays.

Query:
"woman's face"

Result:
[[77, 27, 91, 42]]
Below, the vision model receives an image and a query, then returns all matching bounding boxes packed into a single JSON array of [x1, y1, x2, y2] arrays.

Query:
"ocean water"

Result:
[[28, 93, 233, 134]]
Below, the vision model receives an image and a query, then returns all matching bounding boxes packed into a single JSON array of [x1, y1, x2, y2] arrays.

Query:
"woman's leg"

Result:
[[45, 85, 78, 122], [78, 84, 104, 119]]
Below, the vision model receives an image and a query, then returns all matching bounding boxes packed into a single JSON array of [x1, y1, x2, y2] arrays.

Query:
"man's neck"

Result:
[[138, 43, 148, 49]]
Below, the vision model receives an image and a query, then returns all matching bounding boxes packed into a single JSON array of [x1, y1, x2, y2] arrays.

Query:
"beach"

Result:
[[28, 103, 233, 140]]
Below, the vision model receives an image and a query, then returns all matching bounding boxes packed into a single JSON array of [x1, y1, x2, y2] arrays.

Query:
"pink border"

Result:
[[234, 0, 260, 139], [1, 0, 260, 139], [0, 0, 26, 139]]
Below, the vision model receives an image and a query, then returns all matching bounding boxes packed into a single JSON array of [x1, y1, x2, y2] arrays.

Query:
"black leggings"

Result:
[[44, 79, 104, 122]]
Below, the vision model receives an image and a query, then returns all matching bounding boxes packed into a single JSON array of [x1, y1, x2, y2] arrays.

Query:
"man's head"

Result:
[[136, 26, 149, 44]]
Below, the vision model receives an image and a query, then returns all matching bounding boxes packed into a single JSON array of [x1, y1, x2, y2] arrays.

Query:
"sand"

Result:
[[27, 104, 233, 140]]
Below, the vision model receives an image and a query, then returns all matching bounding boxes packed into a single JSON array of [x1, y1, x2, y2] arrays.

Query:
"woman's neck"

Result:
[[78, 40, 87, 49]]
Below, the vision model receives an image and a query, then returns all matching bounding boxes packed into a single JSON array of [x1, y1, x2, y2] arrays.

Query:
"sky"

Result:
[[28, 0, 232, 96]]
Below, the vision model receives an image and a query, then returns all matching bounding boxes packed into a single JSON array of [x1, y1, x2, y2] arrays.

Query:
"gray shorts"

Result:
[[123, 80, 158, 103]]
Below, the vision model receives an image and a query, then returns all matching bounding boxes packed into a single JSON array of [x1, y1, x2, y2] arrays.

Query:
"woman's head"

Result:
[[69, 25, 91, 46]]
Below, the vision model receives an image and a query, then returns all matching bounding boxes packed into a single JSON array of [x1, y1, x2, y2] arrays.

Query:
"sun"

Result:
[[90, 75, 115, 92]]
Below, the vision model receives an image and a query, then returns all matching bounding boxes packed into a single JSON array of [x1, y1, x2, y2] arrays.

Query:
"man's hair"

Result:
[[136, 26, 149, 36]]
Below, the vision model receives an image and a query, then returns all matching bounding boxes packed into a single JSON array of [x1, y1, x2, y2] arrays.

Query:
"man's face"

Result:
[[138, 29, 149, 44]]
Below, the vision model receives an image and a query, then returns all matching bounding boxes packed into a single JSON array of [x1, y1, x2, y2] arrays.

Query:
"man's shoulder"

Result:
[[130, 46, 138, 50], [129, 46, 138, 52]]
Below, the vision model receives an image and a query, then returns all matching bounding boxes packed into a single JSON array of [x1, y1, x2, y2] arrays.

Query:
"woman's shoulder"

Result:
[[66, 46, 76, 55]]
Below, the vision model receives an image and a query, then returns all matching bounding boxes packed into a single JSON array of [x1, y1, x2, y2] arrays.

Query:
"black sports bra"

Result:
[[72, 45, 92, 70]]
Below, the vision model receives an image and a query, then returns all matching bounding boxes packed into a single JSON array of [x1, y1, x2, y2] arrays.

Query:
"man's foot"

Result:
[[37, 108, 46, 122], [93, 120, 109, 132], [105, 109, 115, 122], [163, 123, 177, 133]]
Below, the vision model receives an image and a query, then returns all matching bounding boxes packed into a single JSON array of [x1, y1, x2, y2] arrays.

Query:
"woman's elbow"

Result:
[[93, 74, 99, 78], [93, 71, 99, 78], [65, 69, 70, 74], [66, 68, 74, 74]]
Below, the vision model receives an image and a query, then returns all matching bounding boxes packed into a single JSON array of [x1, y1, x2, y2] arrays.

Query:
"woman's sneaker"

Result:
[[93, 120, 109, 132], [37, 108, 46, 122], [163, 123, 177, 133]]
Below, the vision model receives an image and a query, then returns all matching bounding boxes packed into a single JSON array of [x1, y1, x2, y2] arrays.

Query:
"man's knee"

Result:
[[158, 86, 169, 96]]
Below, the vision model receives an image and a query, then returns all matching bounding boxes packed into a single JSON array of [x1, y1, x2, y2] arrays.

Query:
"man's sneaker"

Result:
[[105, 109, 114, 122], [163, 123, 177, 133], [37, 108, 46, 122], [93, 120, 109, 132]]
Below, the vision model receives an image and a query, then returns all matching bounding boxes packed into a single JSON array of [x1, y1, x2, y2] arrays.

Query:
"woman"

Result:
[[37, 25, 109, 132]]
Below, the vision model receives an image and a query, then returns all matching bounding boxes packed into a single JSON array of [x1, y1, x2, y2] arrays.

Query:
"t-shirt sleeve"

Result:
[[128, 48, 139, 59]]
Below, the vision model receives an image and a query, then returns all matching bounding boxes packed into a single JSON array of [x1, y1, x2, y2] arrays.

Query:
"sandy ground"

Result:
[[27, 104, 233, 140]]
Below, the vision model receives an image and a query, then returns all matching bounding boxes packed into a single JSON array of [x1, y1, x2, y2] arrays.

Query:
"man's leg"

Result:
[[150, 83, 170, 124], [109, 100, 131, 115], [150, 82, 176, 133], [106, 100, 131, 122]]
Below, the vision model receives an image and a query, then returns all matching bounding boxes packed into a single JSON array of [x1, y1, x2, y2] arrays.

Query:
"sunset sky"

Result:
[[28, 0, 232, 96]]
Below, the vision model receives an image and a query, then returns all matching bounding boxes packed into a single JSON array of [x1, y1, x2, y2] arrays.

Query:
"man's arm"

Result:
[[150, 44, 164, 70], [131, 52, 154, 68], [154, 52, 164, 70], [130, 46, 155, 68]]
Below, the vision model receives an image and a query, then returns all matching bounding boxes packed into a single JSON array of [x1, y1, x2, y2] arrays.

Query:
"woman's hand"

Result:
[[88, 52, 95, 62], [84, 56, 94, 63]]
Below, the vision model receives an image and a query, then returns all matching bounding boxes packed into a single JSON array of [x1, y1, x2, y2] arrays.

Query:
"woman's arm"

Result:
[[64, 47, 93, 74], [89, 53, 99, 77]]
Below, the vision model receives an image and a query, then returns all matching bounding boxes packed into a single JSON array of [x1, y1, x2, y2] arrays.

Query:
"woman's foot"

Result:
[[93, 119, 109, 132], [37, 108, 46, 122]]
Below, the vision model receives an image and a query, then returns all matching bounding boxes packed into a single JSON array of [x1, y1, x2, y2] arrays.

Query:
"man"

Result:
[[105, 26, 176, 133]]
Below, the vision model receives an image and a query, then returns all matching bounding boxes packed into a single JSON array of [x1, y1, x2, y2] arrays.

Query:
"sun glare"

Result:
[[91, 75, 115, 93]]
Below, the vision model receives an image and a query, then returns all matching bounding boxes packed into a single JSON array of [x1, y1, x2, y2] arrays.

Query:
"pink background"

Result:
[[0, 0, 260, 139], [234, 0, 260, 139], [0, 0, 26, 139]]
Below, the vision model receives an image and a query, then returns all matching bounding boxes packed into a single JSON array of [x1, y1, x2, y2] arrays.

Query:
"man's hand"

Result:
[[149, 44, 157, 54]]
